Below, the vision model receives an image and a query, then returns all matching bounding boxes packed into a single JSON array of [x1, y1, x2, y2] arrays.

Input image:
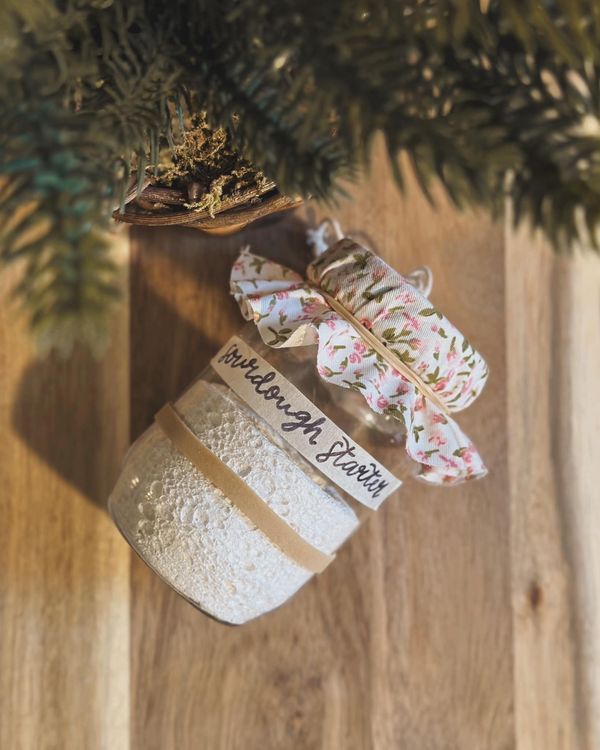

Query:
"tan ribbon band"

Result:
[[155, 403, 335, 574], [320, 290, 451, 416]]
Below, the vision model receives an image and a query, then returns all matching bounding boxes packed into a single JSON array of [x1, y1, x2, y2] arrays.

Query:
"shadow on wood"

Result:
[[9, 212, 309, 511], [11, 347, 124, 510]]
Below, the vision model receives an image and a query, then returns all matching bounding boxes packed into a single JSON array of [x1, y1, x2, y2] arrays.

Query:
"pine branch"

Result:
[[202, 1, 600, 245], [0, 0, 184, 349], [2, 0, 600, 350], [0, 100, 119, 352], [183, 39, 350, 199]]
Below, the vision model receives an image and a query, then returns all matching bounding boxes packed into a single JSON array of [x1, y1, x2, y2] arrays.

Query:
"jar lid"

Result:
[[231, 239, 488, 484]]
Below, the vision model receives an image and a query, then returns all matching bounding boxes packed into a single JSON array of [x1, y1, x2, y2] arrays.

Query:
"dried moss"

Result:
[[158, 113, 271, 216]]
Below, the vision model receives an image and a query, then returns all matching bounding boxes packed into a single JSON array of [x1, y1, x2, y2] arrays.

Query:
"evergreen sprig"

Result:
[[1, 0, 600, 348]]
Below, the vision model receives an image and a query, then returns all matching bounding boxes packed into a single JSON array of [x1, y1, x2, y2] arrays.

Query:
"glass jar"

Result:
[[108, 323, 412, 625]]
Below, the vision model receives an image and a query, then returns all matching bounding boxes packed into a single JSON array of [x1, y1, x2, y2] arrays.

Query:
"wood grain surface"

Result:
[[0, 230, 131, 750], [507, 222, 600, 750], [1, 144, 598, 749]]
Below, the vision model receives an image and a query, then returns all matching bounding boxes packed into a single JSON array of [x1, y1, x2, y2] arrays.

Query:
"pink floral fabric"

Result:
[[231, 240, 488, 484]]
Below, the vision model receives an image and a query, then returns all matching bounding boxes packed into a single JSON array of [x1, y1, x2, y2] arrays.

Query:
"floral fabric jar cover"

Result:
[[232, 238, 488, 484]]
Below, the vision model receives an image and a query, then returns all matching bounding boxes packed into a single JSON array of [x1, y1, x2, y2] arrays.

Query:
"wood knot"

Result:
[[528, 580, 543, 611]]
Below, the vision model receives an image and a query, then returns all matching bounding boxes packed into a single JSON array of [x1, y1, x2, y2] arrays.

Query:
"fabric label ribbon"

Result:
[[155, 400, 334, 574], [211, 336, 402, 508]]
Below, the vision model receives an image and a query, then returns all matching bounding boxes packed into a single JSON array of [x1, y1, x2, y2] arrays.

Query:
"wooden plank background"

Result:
[[0, 231, 130, 750], [1, 145, 598, 749]]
